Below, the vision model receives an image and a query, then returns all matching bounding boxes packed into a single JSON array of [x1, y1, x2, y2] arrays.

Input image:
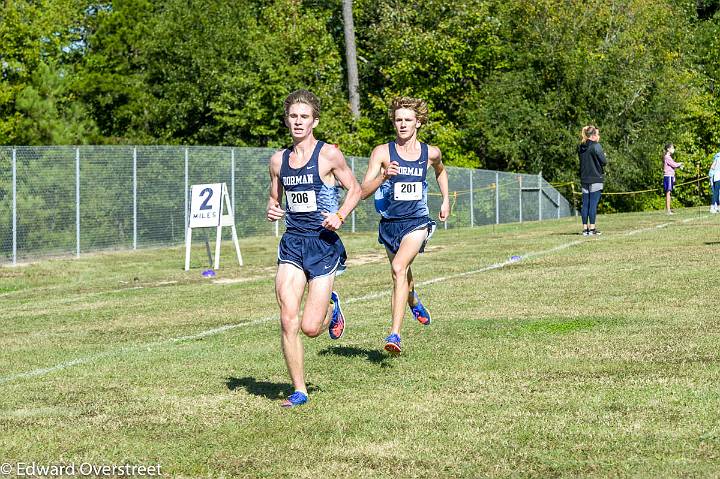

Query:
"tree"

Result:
[[15, 62, 97, 145], [342, 0, 360, 120], [73, 0, 156, 143], [457, 0, 708, 210], [352, 0, 503, 165], [131, 0, 350, 147], [0, 0, 95, 145]]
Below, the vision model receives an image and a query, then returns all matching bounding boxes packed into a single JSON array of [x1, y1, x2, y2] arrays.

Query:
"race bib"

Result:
[[286, 189, 317, 212], [393, 182, 422, 201]]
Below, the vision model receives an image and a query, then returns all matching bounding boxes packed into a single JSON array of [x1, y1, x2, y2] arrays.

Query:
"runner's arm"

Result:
[[321, 146, 361, 231], [361, 144, 397, 199], [267, 151, 285, 222], [429, 146, 450, 222]]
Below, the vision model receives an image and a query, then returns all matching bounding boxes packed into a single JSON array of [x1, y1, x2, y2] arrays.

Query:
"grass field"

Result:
[[2, 208, 720, 478]]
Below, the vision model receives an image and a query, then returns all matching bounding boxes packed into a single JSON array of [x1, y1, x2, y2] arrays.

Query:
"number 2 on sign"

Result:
[[199, 188, 214, 210]]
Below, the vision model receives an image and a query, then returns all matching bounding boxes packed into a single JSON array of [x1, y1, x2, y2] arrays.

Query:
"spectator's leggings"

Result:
[[713, 181, 720, 206], [581, 190, 602, 224]]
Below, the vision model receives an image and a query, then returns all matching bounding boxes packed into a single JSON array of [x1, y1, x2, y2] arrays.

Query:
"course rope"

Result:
[[566, 175, 708, 196]]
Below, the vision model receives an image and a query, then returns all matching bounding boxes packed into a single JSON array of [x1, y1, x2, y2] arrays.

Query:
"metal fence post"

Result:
[[184, 147, 189, 236], [518, 175, 523, 223], [133, 147, 137, 250], [1, 146, 578, 263], [571, 183, 578, 217], [76, 147, 81, 257], [273, 149, 279, 238], [495, 172, 500, 224], [538, 172, 542, 221], [231, 148, 236, 213], [469, 169, 474, 227], [557, 190, 561, 219], [351, 157, 356, 233], [12, 148, 16, 266]]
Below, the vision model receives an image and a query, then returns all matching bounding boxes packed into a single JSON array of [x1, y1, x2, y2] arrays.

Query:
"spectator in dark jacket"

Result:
[[578, 125, 607, 235]]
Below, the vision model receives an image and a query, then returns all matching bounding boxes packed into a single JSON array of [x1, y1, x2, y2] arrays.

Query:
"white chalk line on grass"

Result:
[[0, 317, 277, 385], [624, 222, 669, 236], [2, 216, 700, 308], [0, 215, 705, 386]]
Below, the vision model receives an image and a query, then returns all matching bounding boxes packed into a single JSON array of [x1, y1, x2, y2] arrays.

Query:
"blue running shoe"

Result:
[[384, 333, 402, 355], [281, 391, 308, 408], [410, 291, 431, 326], [329, 291, 345, 340]]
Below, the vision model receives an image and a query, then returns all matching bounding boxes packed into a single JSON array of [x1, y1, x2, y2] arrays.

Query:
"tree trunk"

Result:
[[342, 0, 360, 120]]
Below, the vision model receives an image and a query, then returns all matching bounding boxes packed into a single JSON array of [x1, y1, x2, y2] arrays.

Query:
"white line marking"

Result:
[[0, 317, 278, 385], [418, 241, 582, 287], [0, 216, 704, 385]]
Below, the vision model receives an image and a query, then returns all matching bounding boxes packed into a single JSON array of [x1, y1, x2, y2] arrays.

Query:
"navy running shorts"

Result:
[[378, 216, 436, 255], [277, 230, 347, 280], [663, 176, 675, 193]]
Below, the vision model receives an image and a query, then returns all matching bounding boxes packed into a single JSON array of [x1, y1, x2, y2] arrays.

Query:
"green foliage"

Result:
[[0, 0, 94, 144], [352, 0, 501, 161], [73, 0, 156, 143], [462, 1, 704, 209], [138, 0, 351, 147], [15, 62, 98, 144], [3, 0, 720, 211]]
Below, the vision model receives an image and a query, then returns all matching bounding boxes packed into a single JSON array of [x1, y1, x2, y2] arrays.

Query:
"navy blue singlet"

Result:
[[280, 141, 340, 235], [377, 141, 430, 219]]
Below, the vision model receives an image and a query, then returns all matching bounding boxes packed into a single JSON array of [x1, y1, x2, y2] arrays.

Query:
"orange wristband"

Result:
[[336, 211, 345, 223]]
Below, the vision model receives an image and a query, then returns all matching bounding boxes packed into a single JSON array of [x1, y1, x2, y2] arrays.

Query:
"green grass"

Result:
[[1, 208, 719, 478]]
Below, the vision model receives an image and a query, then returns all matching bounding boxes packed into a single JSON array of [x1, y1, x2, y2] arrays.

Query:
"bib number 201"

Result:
[[394, 182, 422, 201]]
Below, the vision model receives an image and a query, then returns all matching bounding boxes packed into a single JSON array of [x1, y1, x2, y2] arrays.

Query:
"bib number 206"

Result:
[[286, 190, 317, 212]]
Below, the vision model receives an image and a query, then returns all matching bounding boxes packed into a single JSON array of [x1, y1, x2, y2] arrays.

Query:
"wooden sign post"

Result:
[[185, 183, 242, 271]]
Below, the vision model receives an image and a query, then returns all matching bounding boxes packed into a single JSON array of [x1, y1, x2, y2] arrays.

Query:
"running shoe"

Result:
[[410, 291, 431, 326], [384, 333, 402, 355], [281, 391, 308, 408], [328, 291, 345, 340], [582, 229, 590, 236], [590, 228, 602, 236]]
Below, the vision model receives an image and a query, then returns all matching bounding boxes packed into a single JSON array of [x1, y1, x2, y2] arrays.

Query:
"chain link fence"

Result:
[[0, 146, 573, 265]]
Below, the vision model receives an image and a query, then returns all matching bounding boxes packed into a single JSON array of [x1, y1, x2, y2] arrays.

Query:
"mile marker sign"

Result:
[[185, 183, 243, 271], [189, 183, 222, 228]]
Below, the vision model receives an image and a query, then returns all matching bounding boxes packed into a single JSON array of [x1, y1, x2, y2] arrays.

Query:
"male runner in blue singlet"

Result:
[[360, 97, 450, 355], [267, 90, 361, 407]]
